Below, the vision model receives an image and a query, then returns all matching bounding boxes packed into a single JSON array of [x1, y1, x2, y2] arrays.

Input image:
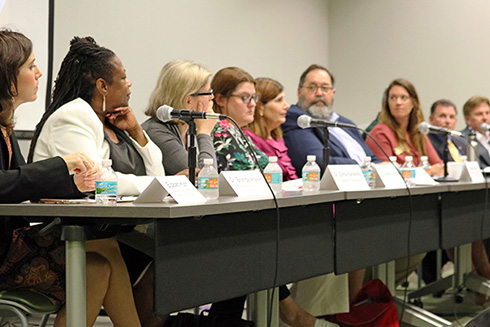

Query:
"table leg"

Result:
[[62, 226, 86, 327]]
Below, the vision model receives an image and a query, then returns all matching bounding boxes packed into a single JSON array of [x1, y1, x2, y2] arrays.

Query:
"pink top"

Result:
[[366, 123, 443, 166], [243, 129, 298, 181]]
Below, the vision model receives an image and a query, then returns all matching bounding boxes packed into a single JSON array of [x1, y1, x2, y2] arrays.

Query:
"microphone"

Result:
[[480, 123, 490, 133], [156, 105, 227, 122], [297, 115, 357, 129], [418, 122, 462, 137]]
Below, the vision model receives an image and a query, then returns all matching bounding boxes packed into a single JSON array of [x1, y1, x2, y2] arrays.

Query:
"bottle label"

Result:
[[425, 168, 430, 175], [265, 173, 282, 184], [198, 177, 219, 190], [401, 169, 415, 179], [362, 170, 376, 182], [302, 171, 320, 182], [96, 181, 118, 195]]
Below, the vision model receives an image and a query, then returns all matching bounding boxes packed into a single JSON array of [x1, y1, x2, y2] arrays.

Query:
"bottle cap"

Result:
[[101, 159, 112, 167], [363, 156, 371, 162], [421, 156, 428, 161], [405, 156, 413, 161], [268, 156, 278, 163], [307, 155, 316, 161], [203, 158, 214, 165], [389, 156, 397, 162]]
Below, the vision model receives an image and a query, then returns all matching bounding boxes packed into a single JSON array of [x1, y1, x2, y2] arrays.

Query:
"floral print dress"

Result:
[[212, 120, 269, 172]]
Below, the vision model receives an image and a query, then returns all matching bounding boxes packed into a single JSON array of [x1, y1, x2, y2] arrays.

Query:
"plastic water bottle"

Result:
[[419, 156, 431, 175], [302, 155, 321, 192], [461, 155, 468, 163], [263, 156, 283, 193], [96, 159, 118, 205], [401, 155, 416, 186], [361, 156, 376, 189], [389, 156, 401, 170], [466, 132, 478, 162], [198, 158, 219, 200]]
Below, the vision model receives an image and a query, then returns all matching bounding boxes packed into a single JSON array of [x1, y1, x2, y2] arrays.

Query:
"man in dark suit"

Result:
[[461, 96, 490, 168], [427, 99, 467, 162], [282, 64, 380, 176]]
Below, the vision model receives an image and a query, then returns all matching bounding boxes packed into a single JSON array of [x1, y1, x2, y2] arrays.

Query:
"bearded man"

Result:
[[282, 64, 380, 175]]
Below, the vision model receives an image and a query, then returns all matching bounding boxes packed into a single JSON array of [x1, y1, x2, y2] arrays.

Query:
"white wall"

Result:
[[0, 0, 49, 131], [53, 0, 329, 125], [329, 0, 490, 130]]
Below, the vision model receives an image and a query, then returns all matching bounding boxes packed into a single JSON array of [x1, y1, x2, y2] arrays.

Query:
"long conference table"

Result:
[[1, 180, 489, 327]]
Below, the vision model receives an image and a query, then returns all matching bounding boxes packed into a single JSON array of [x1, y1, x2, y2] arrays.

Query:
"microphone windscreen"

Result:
[[481, 123, 490, 133], [156, 105, 173, 122], [418, 122, 429, 134], [297, 115, 311, 129]]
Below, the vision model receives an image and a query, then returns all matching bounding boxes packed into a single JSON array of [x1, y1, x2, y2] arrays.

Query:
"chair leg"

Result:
[[39, 313, 51, 327]]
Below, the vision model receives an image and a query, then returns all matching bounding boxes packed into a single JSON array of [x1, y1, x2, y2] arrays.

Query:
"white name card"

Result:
[[460, 161, 485, 183], [219, 171, 273, 198], [374, 164, 406, 189], [320, 164, 370, 191], [134, 176, 207, 204], [415, 167, 438, 186]]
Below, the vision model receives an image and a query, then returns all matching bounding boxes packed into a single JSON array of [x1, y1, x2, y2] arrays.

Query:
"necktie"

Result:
[[447, 139, 462, 162]]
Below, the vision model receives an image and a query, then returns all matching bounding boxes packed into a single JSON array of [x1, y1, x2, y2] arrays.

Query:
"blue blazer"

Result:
[[428, 133, 467, 162], [461, 126, 490, 168], [282, 104, 380, 175]]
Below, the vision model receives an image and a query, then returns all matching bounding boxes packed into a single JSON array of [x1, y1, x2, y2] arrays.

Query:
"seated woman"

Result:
[[142, 60, 217, 176], [243, 77, 297, 180], [211, 67, 338, 327], [28, 36, 165, 326], [0, 29, 141, 327], [366, 79, 490, 303]]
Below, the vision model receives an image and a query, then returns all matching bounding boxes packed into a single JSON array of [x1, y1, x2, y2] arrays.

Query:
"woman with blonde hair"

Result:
[[142, 60, 217, 176]]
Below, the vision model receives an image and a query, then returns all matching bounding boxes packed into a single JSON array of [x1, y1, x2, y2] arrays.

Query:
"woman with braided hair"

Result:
[[29, 36, 165, 327]]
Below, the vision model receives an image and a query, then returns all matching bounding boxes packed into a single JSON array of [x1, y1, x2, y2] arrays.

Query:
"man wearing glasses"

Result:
[[282, 64, 380, 177]]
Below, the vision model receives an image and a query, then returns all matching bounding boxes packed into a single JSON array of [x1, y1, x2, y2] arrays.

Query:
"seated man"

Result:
[[461, 95, 490, 168], [281, 64, 379, 316], [428, 99, 466, 162], [282, 64, 381, 177]]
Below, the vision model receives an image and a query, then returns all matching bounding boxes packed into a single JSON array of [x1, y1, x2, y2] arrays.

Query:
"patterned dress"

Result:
[[212, 120, 269, 172]]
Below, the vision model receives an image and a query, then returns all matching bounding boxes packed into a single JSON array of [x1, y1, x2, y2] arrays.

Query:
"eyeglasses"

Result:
[[190, 89, 213, 97], [303, 84, 333, 94], [230, 94, 260, 104]]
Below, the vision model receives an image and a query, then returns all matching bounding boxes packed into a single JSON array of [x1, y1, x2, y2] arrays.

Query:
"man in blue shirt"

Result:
[[282, 64, 380, 176]]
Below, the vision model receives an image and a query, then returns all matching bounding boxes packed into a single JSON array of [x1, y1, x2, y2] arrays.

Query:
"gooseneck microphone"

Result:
[[418, 122, 463, 137], [297, 115, 357, 129], [156, 105, 227, 122]]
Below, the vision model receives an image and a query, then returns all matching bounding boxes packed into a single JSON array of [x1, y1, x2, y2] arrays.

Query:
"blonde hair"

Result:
[[245, 77, 284, 139], [379, 78, 427, 156], [145, 60, 211, 117], [463, 95, 490, 118]]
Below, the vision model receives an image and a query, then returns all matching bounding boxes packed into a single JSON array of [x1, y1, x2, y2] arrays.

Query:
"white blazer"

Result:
[[33, 98, 165, 195]]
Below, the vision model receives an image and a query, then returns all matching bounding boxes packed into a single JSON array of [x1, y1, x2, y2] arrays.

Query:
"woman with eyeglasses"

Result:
[[142, 60, 217, 176], [210, 67, 329, 327], [243, 77, 298, 180], [211, 67, 268, 171]]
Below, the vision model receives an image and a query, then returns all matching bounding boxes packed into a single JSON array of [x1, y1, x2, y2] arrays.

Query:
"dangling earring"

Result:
[[102, 95, 106, 113], [260, 110, 264, 117]]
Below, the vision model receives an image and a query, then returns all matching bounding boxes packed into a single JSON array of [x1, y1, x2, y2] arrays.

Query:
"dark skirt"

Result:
[[0, 225, 65, 305]]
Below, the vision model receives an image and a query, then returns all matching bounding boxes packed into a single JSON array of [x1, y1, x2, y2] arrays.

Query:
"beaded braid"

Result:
[[28, 36, 115, 162]]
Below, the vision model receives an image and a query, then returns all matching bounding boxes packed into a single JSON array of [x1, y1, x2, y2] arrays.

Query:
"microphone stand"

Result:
[[323, 127, 330, 169], [435, 134, 457, 183], [187, 118, 197, 185]]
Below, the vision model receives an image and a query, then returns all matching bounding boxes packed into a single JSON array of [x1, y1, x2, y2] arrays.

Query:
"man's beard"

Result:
[[298, 95, 334, 120]]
